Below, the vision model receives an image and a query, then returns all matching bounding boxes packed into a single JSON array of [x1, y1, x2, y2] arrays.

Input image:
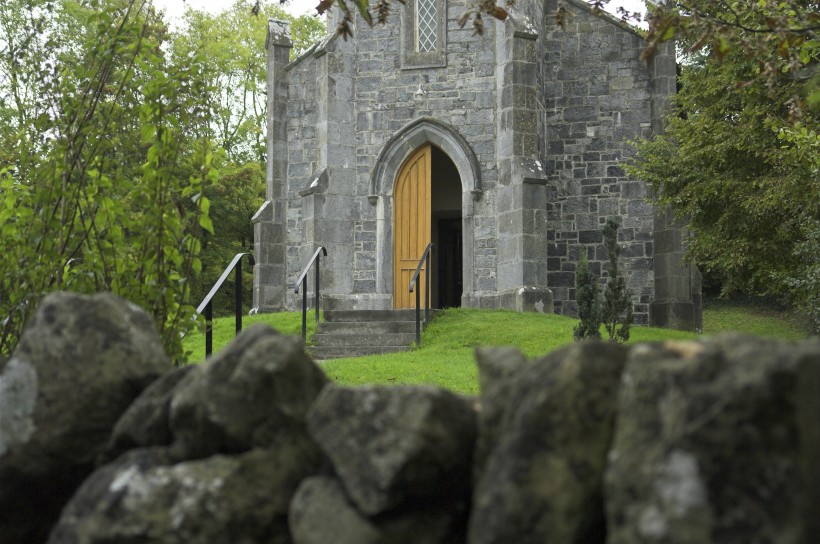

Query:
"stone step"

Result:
[[308, 309, 434, 360], [309, 345, 410, 360], [318, 320, 418, 334], [323, 309, 433, 323], [311, 332, 416, 348]]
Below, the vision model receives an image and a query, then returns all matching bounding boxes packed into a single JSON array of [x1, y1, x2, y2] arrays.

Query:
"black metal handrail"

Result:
[[409, 242, 435, 345], [195, 252, 255, 357], [294, 246, 327, 342]]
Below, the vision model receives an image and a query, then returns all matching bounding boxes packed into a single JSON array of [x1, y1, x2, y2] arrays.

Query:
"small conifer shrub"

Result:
[[600, 218, 634, 342], [573, 247, 602, 340], [573, 219, 634, 343]]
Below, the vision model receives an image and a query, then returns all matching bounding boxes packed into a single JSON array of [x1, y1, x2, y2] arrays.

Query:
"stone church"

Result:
[[252, 0, 702, 330]]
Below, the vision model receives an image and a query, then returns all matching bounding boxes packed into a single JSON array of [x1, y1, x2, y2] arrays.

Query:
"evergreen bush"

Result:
[[573, 247, 602, 340], [573, 219, 634, 343], [600, 219, 634, 342]]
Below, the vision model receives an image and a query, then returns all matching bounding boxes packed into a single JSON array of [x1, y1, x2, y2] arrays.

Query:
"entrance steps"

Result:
[[308, 309, 428, 360]]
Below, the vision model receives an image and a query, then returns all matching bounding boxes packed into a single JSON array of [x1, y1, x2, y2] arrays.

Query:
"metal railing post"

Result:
[[415, 282, 421, 345], [424, 251, 431, 326], [235, 258, 243, 335], [205, 301, 213, 357], [194, 252, 254, 359], [315, 252, 321, 327], [409, 242, 435, 347], [301, 277, 308, 342], [295, 246, 327, 343]]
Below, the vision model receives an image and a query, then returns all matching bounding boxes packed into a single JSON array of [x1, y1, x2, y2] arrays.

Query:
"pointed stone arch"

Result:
[[369, 118, 482, 199], [370, 118, 480, 305]]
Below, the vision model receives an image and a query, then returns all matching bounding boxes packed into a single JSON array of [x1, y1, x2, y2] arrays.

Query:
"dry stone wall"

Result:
[[2, 292, 817, 543]]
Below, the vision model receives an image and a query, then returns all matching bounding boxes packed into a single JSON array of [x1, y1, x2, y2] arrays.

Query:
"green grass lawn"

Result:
[[182, 300, 810, 395], [701, 298, 806, 340], [182, 312, 317, 363]]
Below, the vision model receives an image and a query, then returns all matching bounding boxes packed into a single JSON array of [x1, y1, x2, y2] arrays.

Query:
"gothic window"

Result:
[[416, 0, 437, 52], [402, 0, 446, 68]]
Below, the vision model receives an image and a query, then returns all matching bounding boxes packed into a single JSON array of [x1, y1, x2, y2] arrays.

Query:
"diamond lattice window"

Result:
[[416, 0, 437, 52]]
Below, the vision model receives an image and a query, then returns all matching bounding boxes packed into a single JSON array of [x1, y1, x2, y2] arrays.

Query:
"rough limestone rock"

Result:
[[289, 476, 381, 544], [468, 341, 628, 544], [372, 507, 464, 544], [472, 347, 527, 479], [307, 385, 477, 516], [102, 365, 194, 463], [289, 475, 464, 544], [49, 442, 321, 544], [606, 334, 820, 544], [169, 324, 329, 460], [0, 292, 171, 544]]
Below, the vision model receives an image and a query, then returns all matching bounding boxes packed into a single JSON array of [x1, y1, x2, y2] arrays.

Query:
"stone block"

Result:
[[0, 293, 171, 543], [607, 336, 820, 542], [470, 342, 628, 544], [307, 385, 477, 516], [548, 271, 575, 288], [579, 230, 603, 244], [352, 280, 376, 293]]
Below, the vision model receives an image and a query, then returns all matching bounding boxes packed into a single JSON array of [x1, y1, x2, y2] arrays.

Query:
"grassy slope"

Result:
[[182, 312, 316, 363], [701, 298, 806, 340], [183, 301, 809, 395], [322, 309, 697, 395]]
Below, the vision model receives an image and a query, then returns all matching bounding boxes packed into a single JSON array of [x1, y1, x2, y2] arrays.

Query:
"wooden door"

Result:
[[394, 145, 431, 308]]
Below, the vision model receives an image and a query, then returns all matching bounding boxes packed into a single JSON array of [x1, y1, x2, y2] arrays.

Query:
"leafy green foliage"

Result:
[[600, 219, 633, 343], [0, 0, 214, 361], [173, 1, 325, 165], [192, 162, 265, 315], [639, 1, 819, 114], [626, 49, 819, 324], [573, 247, 602, 340], [782, 218, 820, 335]]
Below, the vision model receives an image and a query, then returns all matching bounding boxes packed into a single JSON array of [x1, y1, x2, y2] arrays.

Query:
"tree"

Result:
[[625, 46, 819, 326], [173, 1, 325, 164], [192, 161, 265, 315], [774, 125, 820, 333], [639, 0, 819, 112], [0, 0, 215, 360], [600, 219, 633, 342], [574, 220, 634, 342], [574, 247, 602, 340]]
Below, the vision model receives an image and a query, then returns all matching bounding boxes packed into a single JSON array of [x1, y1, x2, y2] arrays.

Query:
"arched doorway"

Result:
[[371, 118, 481, 309], [393, 144, 462, 309]]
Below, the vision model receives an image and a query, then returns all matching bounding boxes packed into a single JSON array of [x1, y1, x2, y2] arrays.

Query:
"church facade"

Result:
[[252, 0, 702, 330]]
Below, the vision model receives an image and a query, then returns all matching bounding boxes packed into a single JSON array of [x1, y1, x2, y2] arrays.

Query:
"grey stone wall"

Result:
[[540, 0, 658, 324], [284, 50, 316, 295], [255, 1, 696, 327], [282, 0, 503, 310]]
